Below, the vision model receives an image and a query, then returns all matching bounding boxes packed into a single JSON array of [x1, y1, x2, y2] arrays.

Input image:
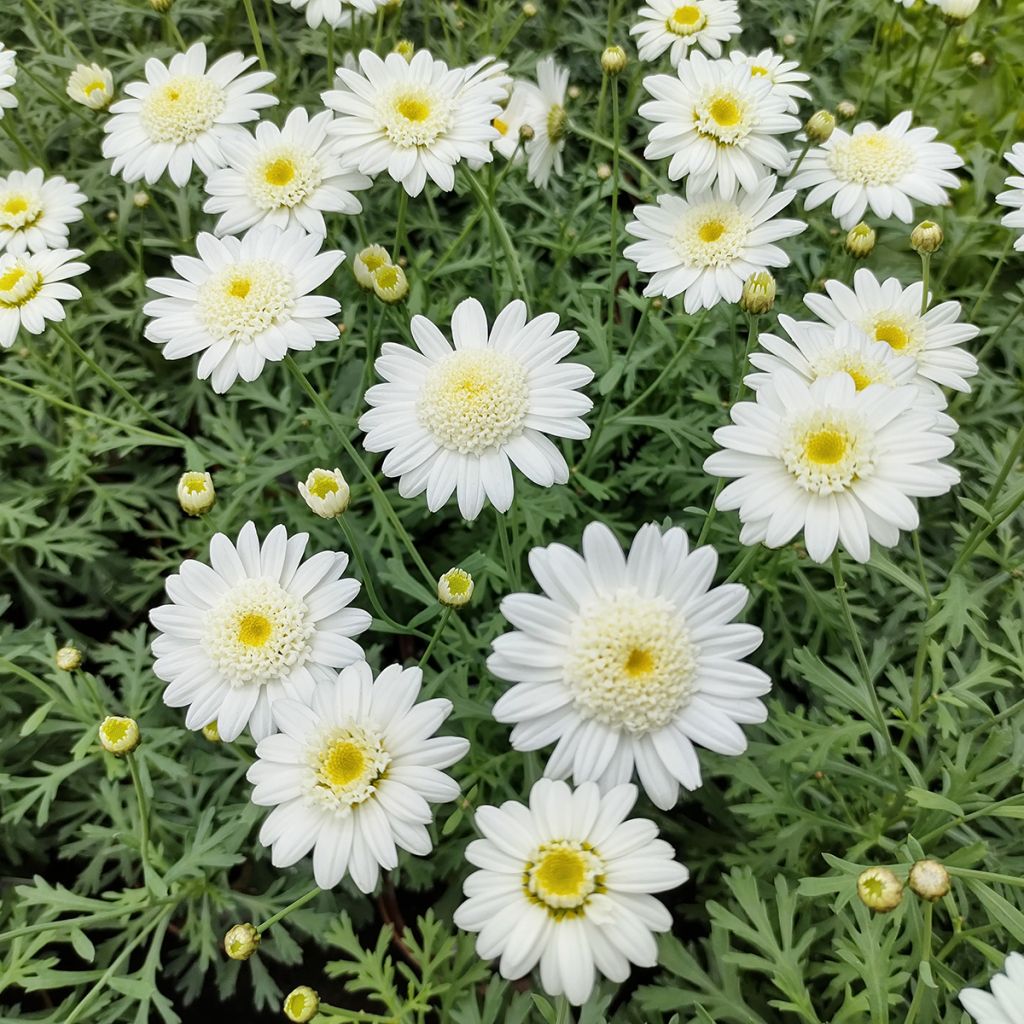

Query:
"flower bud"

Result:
[[967, 50, 986, 66], [740, 271, 776, 314], [596, 163, 612, 180], [522, 0, 538, 14], [372, 263, 409, 303], [857, 866, 903, 913], [836, 100, 857, 120], [519, 123, 535, 141], [782, 32, 796, 46], [299, 467, 351, 518], [56, 645, 83, 671], [283, 986, 320, 1023], [438, 568, 474, 608], [908, 859, 950, 902], [66, 63, 114, 110], [132, 191, 150, 208], [911, 220, 944, 254], [845, 222, 876, 258], [881, 18, 904, 42], [805, 110, 835, 144], [567, 84, 581, 100], [202, 720, 221, 742], [99, 716, 140, 755], [177, 471, 216, 516], [601, 45, 627, 76], [393, 39, 415, 60], [224, 923, 261, 960], [149, 0, 174, 10], [353, 244, 392, 289]]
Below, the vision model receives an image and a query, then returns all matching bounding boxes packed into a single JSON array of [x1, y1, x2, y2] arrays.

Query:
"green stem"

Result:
[[969, 234, 1013, 321], [904, 901, 933, 1024], [0, 116, 35, 166], [241, 0, 268, 69], [164, 11, 187, 50], [418, 607, 452, 669], [607, 81, 622, 357], [463, 169, 528, 298], [393, 186, 409, 260], [495, 507, 520, 590], [917, 24, 952, 101], [125, 753, 155, 892], [787, 137, 814, 179], [256, 886, 320, 933], [570, 121, 666, 189], [919, 252, 931, 317]]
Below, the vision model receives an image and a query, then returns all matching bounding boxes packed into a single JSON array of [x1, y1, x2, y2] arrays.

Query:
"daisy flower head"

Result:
[[640, 51, 801, 197], [143, 224, 344, 393], [631, 0, 742, 66], [491, 83, 537, 162], [322, 49, 507, 197], [623, 175, 806, 312], [272, 0, 388, 28], [728, 48, 811, 114], [0, 248, 88, 348], [0, 42, 16, 118], [488, 522, 769, 809], [996, 142, 1024, 252], [359, 297, 594, 521], [520, 57, 570, 188], [703, 369, 960, 563], [0, 170, 87, 255], [151, 521, 371, 743], [247, 661, 468, 892], [802, 267, 979, 395], [66, 63, 114, 110], [102, 43, 277, 187], [203, 107, 371, 237], [960, 953, 1024, 1024], [453, 779, 690, 1005], [787, 111, 963, 229]]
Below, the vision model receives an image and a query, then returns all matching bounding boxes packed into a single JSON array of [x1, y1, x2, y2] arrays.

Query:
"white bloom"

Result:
[[519, 57, 570, 188], [623, 175, 805, 312], [0, 169, 87, 255], [788, 111, 963, 229], [67, 63, 114, 110], [203, 108, 371, 237], [893, 0, 915, 6], [961, 953, 1024, 1024], [631, 0, 742, 66], [299, 467, 351, 518], [272, 0, 388, 27], [640, 51, 800, 197], [728, 48, 810, 114], [489, 522, 768, 808], [247, 661, 469, 892], [453, 779, 690, 1005], [0, 43, 16, 118], [322, 49, 506, 197], [0, 248, 88, 348], [143, 225, 344, 393], [359, 297, 593, 521], [926, 0, 980, 18], [703, 369, 960, 563], [996, 143, 1024, 252], [102, 43, 277, 187], [151, 521, 371, 742], [492, 83, 537, 162], [353, 244, 392, 288], [802, 268, 979, 394]]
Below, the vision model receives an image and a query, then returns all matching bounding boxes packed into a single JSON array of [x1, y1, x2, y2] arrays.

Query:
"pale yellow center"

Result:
[[875, 321, 909, 350], [750, 64, 770, 76], [84, 79, 106, 95], [103, 719, 131, 743], [493, 116, 509, 135], [396, 95, 430, 122], [672, 4, 702, 24], [263, 158, 296, 186], [321, 740, 367, 788], [624, 647, 656, 677], [804, 430, 847, 465], [309, 474, 339, 499], [237, 612, 272, 647], [709, 97, 741, 127], [848, 368, 872, 391], [4, 196, 28, 215], [698, 219, 726, 243], [0, 266, 26, 290], [533, 849, 588, 900]]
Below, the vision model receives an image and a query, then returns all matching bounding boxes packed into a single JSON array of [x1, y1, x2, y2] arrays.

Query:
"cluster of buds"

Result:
[[857, 858, 950, 912], [353, 244, 409, 303], [298, 467, 351, 519]]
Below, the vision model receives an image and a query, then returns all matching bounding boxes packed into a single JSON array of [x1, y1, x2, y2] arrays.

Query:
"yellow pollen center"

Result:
[[709, 97, 741, 126], [533, 849, 587, 900], [263, 158, 296, 186], [228, 277, 252, 299], [396, 95, 431, 122], [847, 368, 872, 391], [321, 741, 367, 788], [103, 719, 130, 743], [750, 65, 769, 76], [363, 252, 387, 273], [699, 219, 726, 243], [448, 574, 470, 595], [624, 647, 655, 677], [4, 197, 28, 215], [875, 321, 909, 350], [85, 79, 106, 94], [804, 430, 847, 465], [0, 266, 26, 290], [672, 3, 703, 23], [309, 475, 340, 499], [237, 612, 272, 647], [493, 117, 509, 135], [185, 479, 207, 493]]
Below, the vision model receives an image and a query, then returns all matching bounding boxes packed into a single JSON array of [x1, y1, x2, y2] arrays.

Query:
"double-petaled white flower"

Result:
[[0, 43, 16, 119], [728, 49, 810, 114], [0, 248, 88, 348], [272, 0, 389, 27], [961, 953, 1024, 1024], [66, 63, 114, 110], [631, 0, 742, 66], [0, 169, 87, 255]]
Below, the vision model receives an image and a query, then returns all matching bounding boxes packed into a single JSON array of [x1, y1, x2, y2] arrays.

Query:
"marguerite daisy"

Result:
[[703, 369, 960, 563], [787, 111, 963, 228], [960, 953, 1024, 1024], [359, 297, 594, 521], [322, 49, 506, 197], [0, 248, 88, 348], [0, 169, 87, 254], [0, 43, 16, 118], [520, 57, 570, 188], [272, 0, 388, 28], [248, 661, 469, 892], [102, 43, 277, 187], [453, 779, 690, 1005], [143, 224, 344, 393], [488, 522, 768, 809], [728, 49, 810, 114], [996, 142, 1024, 251], [203, 107, 371, 236], [151, 521, 371, 743], [491, 82, 536, 162], [623, 175, 805, 312], [631, 0, 742, 66], [66, 62, 114, 110], [640, 51, 800, 197]]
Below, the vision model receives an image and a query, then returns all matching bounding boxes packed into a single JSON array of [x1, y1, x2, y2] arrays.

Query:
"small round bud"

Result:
[[522, 1, 537, 15], [782, 32, 796, 46], [519, 123, 535, 141], [805, 110, 835, 144], [371, 263, 409, 303], [651, 297, 663, 310], [393, 39, 415, 60], [908, 859, 950, 902], [353, 244, 392, 289], [299, 467, 351, 518], [845, 222, 876, 258], [967, 50, 986, 67], [911, 220, 944, 254], [106, 210, 118, 222], [177, 471, 216, 516], [601, 45, 628, 76], [857, 867, 903, 913], [740, 271, 776, 315], [836, 100, 857, 120], [438, 568, 474, 608], [567, 84, 581, 100], [149, 0, 174, 10], [224, 923, 261, 960], [66, 63, 114, 110], [132, 191, 150, 208], [99, 716, 140, 755], [283, 986, 320, 1023], [55, 645, 83, 672], [596, 163, 612, 180]]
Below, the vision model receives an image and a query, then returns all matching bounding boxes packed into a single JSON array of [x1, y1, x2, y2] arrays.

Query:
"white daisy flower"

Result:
[[488, 522, 768, 809], [926, 0, 979, 19], [703, 369, 960, 563], [0, 248, 88, 348], [203, 107, 371, 237], [0, 43, 17, 118], [728, 48, 810, 114], [520, 57, 570, 188], [630, 0, 742, 66], [102, 43, 277, 187], [66, 62, 114, 110], [623, 175, 806, 312], [961, 953, 1024, 1024], [492, 82, 537, 162], [322, 49, 506, 197], [359, 297, 594, 521], [996, 142, 1024, 252], [248, 661, 469, 892], [802, 268, 979, 394], [787, 111, 963, 229], [143, 224, 344, 394], [0, 169, 87, 254], [272, 0, 388, 28], [151, 521, 371, 743], [453, 779, 690, 1005]]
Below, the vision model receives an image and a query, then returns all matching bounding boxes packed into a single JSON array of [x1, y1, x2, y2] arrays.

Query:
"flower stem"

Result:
[[418, 607, 452, 669], [918, 251, 931, 317], [495, 507, 520, 590], [256, 886, 320, 933], [393, 186, 409, 260], [463, 169, 528, 298], [607, 80, 622, 356], [917, 24, 952, 101], [241, 0, 268, 70], [125, 753, 155, 892]]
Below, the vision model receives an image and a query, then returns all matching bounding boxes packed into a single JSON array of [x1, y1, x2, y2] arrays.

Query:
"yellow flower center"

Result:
[[362, 250, 388, 273], [698, 219, 726, 243], [4, 196, 27, 215], [874, 320, 909, 350], [0, 261, 43, 308], [782, 413, 875, 495], [140, 74, 226, 144], [380, 85, 453, 148], [493, 116, 509, 135], [228, 277, 252, 300], [197, 260, 295, 343], [535, 849, 586, 897], [263, 157, 296, 186], [84, 79, 106, 95], [374, 265, 400, 289], [709, 97, 741, 127], [103, 718, 131, 743], [396, 95, 431, 122], [0, 266, 26, 290], [321, 740, 367, 788], [750, 64, 770, 76], [524, 840, 605, 916], [624, 647, 656, 677], [666, 3, 707, 34], [312, 726, 391, 809], [309, 473, 340, 499], [827, 130, 916, 186], [803, 429, 847, 465], [237, 612, 273, 647]]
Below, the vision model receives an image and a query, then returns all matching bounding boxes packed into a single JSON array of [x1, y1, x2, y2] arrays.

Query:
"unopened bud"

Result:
[[740, 271, 776, 314], [911, 220, 943, 254], [601, 45, 627, 76], [938, 0, 979, 22], [438, 568, 474, 608], [224, 923, 261, 960], [519, 123, 535, 141], [56, 645, 83, 671], [596, 163, 612, 180], [845, 222, 876, 258], [908, 859, 950, 902], [968, 50, 986, 66], [857, 867, 903, 913], [149, 0, 174, 10], [393, 39, 414, 60], [202, 721, 221, 742], [132, 191, 150, 208], [782, 32, 796, 46], [836, 100, 857, 120], [66, 63, 114, 110], [522, 0, 537, 14], [353, 244, 391, 289], [805, 110, 835, 144], [567, 84, 581, 100], [177, 471, 216, 516], [299, 467, 351, 518], [99, 716, 140, 755], [283, 986, 320, 1023], [371, 263, 409, 303]]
